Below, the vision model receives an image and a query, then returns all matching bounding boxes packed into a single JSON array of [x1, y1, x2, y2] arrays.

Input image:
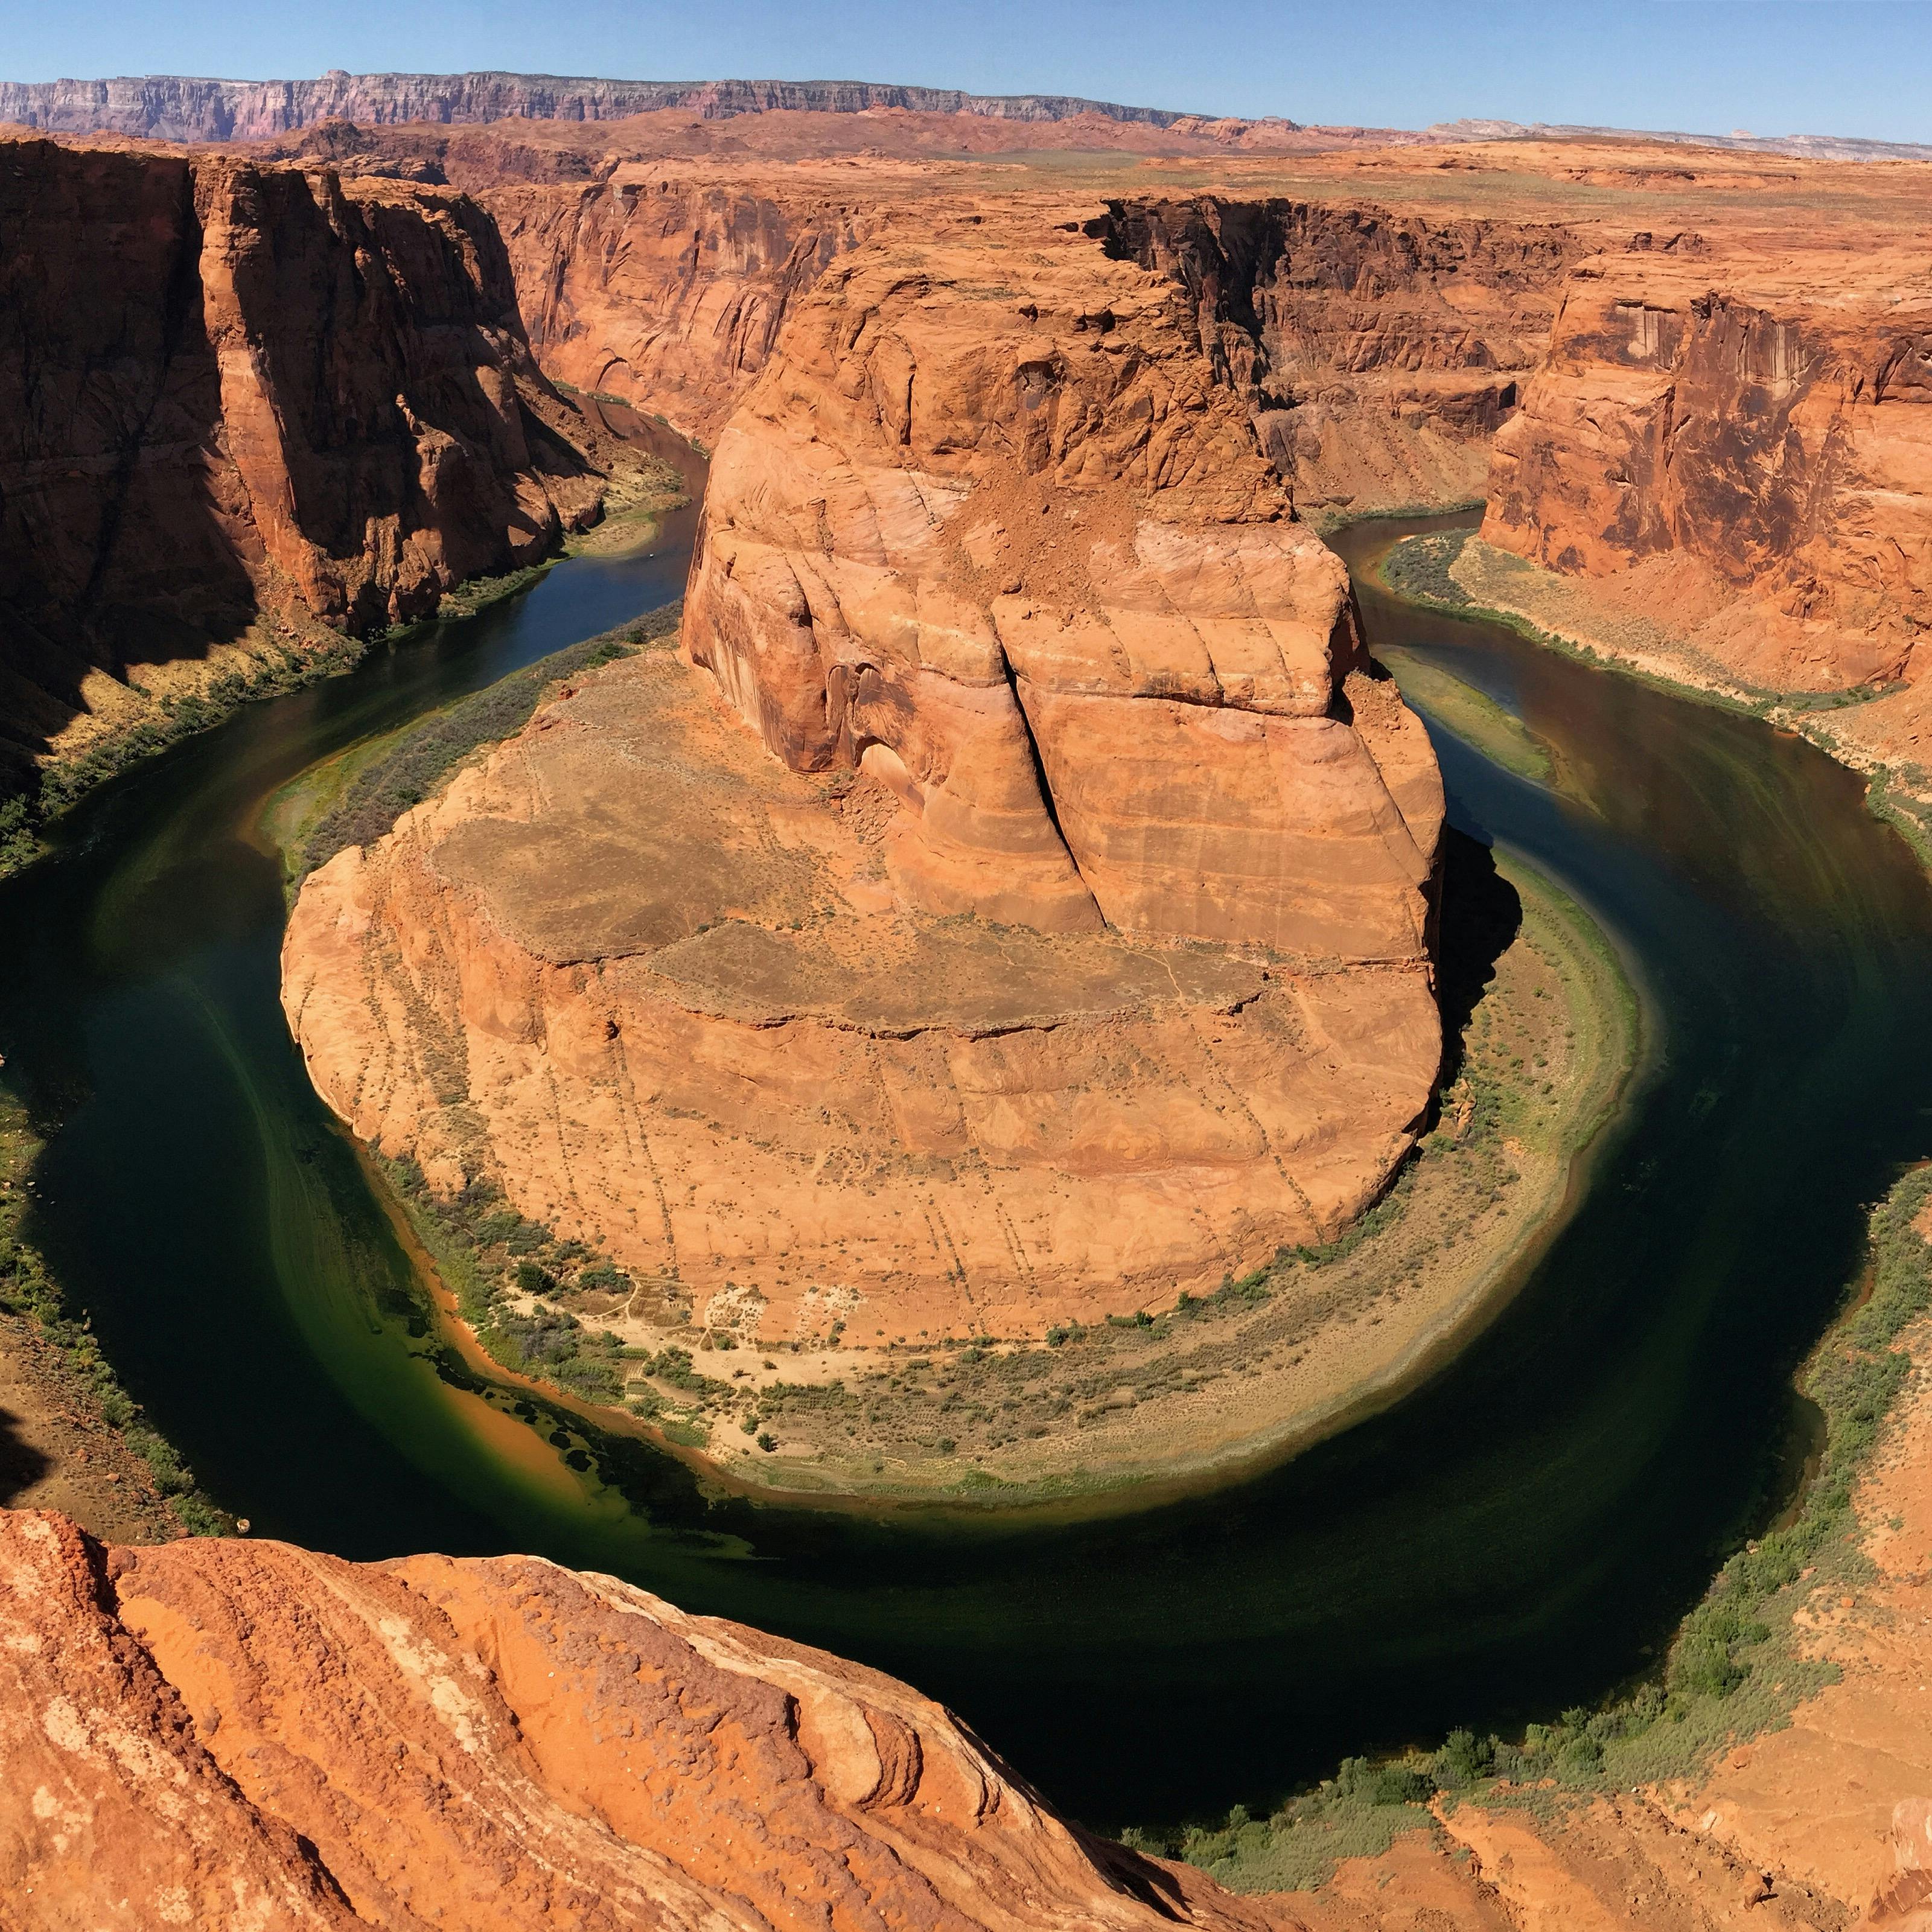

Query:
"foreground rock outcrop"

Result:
[[284, 195, 1444, 1348], [0, 134, 626, 786], [0, 1507, 1302, 1931]]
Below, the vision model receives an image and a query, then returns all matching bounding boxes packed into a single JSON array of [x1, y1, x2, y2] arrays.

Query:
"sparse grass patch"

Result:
[[380, 1158, 657, 1408], [289, 603, 681, 879], [1, 631, 369, 883], [1378, 528, 1476, 609]]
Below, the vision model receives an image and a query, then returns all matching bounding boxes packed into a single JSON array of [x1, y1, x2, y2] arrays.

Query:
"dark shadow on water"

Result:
[[1433, 826, 1524, 1094]]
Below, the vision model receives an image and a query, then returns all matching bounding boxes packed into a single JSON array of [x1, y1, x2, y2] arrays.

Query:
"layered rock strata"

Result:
[[1482, 241, 1932, 692], [0, 1507, 1300, 1931], [485, 173, 872, 442], [679, 204, 1444, 957], [1103, 197, 1577, 515], [0, 135, 622, 783], [0, 74, 1207, 144], [236, 123, 1574, 486], [0, 70, 1439, 155], [285, 202, 1444, 1344]]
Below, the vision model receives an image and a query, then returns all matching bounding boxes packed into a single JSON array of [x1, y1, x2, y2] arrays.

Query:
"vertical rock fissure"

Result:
[[1004, 666, 1098, 919]]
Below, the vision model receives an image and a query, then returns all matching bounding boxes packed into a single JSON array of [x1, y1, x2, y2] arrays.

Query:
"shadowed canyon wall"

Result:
[[0, 135, 616, 786], [491, 176, 871, 442]]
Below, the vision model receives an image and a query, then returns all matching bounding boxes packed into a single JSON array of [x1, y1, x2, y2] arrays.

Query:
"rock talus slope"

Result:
[[0, 1506, 1316, 1932], [284, 200, 1445, 1345]]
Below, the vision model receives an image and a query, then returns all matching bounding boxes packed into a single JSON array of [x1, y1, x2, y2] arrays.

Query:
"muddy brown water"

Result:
[[3, 485, 1931, 1829]]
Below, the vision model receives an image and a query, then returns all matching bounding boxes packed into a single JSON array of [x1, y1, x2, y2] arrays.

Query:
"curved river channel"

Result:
[[4, 449, 1932, 1828]]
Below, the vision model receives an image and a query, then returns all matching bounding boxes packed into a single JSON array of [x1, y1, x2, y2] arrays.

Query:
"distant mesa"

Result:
[[0, 70, 1922, 164], [0, 71, 1229, 143]]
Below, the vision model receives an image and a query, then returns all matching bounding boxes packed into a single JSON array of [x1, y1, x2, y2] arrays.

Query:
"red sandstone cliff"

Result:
[[272, 136, 1573, 511], [0, 135, 623, 785], [486, 173, 872, 443], [1481, 240, 1932, 693], [1103, 198, 1576, 515], [681, 199, 1443, 952]]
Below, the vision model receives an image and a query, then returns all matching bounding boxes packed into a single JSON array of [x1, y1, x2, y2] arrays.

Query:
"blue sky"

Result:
[[12, 2, 1932, 145]]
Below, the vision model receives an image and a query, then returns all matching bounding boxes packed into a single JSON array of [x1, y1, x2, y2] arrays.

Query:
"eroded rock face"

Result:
[[284, 202, 1444, 1346], [0, 135, 612, 780], [0, 1508, 1302, 1931], [485, 173, 872, 442], [1482, 244, 1932, 691], [682, 201, 1443, 959], [1103, 197, 1577, 515]]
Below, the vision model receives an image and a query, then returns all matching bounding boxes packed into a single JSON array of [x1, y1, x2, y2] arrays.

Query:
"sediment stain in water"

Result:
[[2, 493, 1931, 1831]]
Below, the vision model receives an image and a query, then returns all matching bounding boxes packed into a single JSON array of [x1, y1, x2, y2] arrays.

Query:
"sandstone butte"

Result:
[[281, 185, 1450, 1345], [274, 114, 1932, 1359]]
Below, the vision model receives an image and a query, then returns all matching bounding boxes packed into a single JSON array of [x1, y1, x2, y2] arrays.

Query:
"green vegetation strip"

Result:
[[1140, 1163, 1932, 1892], [291, 603, 681, 879], [1377, 647, 1553, 785], [1383, 526, 1932, 992], [1380, 529, 1901, 725], [0, 635, 368, 884], [385, 1157, 651, 1408], [0, 1093, 232, 1536]]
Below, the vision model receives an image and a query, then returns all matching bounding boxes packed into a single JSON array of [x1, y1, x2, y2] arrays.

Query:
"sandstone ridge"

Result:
[[0, 1506, 1303, 1931]]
